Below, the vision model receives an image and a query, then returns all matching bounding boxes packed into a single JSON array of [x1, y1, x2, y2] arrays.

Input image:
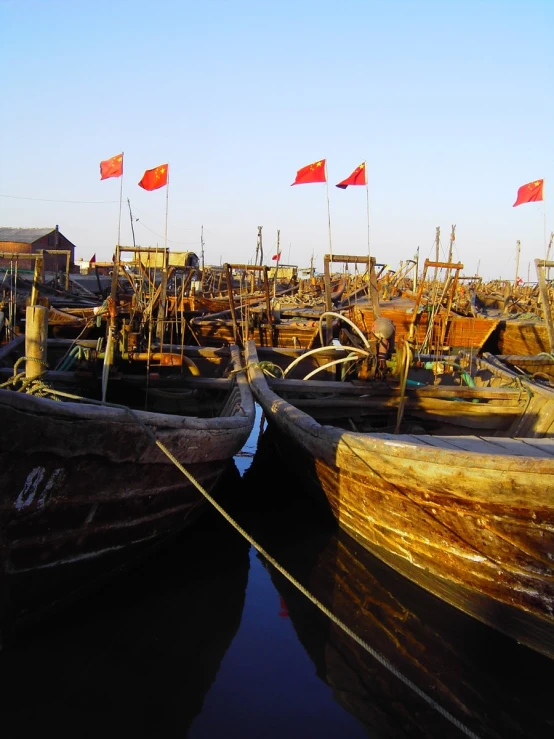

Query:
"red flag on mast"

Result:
[[272, 252, 281, 260], [89, 253, 96, 264], [138, 164, 168, 191], [291, 159, 326, 186], [100, 154, 123, 180], [336, 162, 366, 189], [513, 179, 544, 207]]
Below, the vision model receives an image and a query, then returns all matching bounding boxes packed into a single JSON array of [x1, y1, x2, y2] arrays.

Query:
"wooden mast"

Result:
[[535, 258, 554, 353]]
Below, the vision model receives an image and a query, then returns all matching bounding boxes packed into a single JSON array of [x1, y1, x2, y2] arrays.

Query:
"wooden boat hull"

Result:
[[352, 303, 499, 352], [190, 318, 319, 349], [245, 341, 554, 658], [493, 354, 554, 383], [497, 319, 551, 355], [0, 344, 254, 638]]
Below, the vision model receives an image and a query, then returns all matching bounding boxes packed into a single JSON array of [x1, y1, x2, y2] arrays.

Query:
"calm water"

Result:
[[1, 410, 554, 738]]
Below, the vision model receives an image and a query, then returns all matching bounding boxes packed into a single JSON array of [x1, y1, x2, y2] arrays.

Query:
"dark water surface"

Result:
[[2, 410, 554, 738]]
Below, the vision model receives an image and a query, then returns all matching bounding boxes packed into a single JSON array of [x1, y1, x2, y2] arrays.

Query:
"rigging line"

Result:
[[154, 429, 482, 739], [0, 194, 120, 204]]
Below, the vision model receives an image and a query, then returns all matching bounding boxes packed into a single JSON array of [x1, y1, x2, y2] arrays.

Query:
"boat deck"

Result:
[[376, 433, 554, 457]]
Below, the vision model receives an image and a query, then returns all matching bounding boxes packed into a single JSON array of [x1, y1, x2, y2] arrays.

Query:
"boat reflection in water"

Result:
[[245, 427, 554, 739], [0, 475, 250, 739]]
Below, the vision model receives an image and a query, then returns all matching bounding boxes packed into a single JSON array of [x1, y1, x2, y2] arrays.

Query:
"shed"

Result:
[[0, 226, 76, 272]]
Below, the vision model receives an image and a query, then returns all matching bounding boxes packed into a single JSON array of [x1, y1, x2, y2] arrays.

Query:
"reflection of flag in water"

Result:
[[278, 596, 289, 618], [513, 179, 544, 207]]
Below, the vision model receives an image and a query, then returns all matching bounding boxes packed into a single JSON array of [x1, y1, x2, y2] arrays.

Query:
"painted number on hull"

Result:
[[14, 467, 66, 510]]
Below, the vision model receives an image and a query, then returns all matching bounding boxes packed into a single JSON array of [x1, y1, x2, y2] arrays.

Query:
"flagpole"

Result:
[[365, 160, 370, 258], [165, 164, 169, 251], [274, 229, 281, 300], [325, 162, 333, 258], [117, 151, 124, 249], [542, 180, 548, 262]]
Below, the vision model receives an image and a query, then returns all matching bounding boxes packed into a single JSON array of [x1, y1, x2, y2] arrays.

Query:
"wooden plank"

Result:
[[426, 435, 523, 456], [408, 435, 462, 450], [482, 437, 554, 458], [285, 395, 520, 415], [268, 377, 521, 401], [517, 439, 554, 457], [0, 367, 232, 391]]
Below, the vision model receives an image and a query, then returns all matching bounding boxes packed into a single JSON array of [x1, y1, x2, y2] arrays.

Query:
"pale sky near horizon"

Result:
[[1, 0, 552, 279]]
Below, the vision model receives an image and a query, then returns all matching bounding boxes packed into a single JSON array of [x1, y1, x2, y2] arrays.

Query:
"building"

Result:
[[0, 226, 76, 272]]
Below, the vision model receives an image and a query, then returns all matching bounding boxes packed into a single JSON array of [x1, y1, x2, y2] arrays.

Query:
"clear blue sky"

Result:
[[1, 0, 552, 279]]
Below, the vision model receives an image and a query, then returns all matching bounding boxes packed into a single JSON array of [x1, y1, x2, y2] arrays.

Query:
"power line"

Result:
[[0, 194, 119, 204]]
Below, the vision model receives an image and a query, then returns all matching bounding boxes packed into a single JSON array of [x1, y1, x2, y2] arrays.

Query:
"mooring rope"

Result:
[[150, 430, 482, 739]]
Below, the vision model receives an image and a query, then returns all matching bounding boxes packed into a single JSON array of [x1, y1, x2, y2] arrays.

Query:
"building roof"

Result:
[[0, 227, 57, 244]]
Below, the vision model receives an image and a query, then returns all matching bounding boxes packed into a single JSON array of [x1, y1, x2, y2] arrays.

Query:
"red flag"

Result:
[[100, 153, 123, 180], [291, 159, 326, 186], [139, 164, 168, 191], [513, 179, 544, 207], [272, 252, 281, 261], [336, 162, 366, 189], [89, 253, 96, 264]]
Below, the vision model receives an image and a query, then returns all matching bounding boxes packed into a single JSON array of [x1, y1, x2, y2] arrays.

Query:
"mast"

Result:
[[128, 198, 136, 247], [200, 224, 205, 271], [447, 224, 456, 263], [256, 226, 263, 267], [433, 226, 440, 284], [514, 239, 521, 289], [273, 229, 280, 299]]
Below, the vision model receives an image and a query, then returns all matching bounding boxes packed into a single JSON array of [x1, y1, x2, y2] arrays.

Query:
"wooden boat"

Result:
[[245, 338, 554, 659], [242, 427, 554, 737], [0, 328, 254, 643], [494, 257, 554, 355], [495, 317, 551, 355], [489, 353, 554, 384]]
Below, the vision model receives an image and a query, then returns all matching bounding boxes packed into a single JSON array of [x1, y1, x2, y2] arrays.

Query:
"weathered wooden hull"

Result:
[[494, 354, 554, 382], [497, 319, 551, 355], [191, 318, 319, 348], [246, 341, 554, 658], [352, 304, 498, 352], [0, 345, 254, 638]]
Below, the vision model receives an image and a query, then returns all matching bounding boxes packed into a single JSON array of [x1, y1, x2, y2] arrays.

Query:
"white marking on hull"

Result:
[[14, 466, 66, 510]]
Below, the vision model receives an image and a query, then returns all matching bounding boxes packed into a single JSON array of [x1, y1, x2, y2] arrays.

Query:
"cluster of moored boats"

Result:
[[1, 246, 554, 663]]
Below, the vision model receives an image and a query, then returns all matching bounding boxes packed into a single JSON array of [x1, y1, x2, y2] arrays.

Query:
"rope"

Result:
[[151, 434, 481, 739]]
